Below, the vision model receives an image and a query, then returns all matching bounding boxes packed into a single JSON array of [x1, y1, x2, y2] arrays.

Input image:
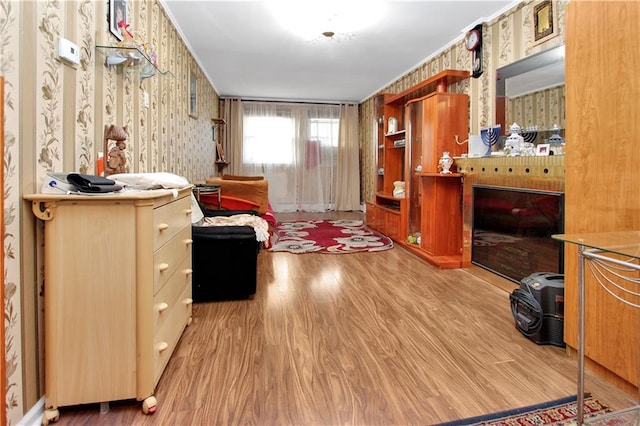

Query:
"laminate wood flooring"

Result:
[[54, 211, 635, 425]]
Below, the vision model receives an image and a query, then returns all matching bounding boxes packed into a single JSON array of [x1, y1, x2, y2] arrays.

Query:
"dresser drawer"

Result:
[[153, 225, 192, 294], [153, 196, 192, 250], [153, 255, 192, 333], [152, 283, 192, 385]]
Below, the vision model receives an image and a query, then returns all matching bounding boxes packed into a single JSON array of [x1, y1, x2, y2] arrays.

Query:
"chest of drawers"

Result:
[[24, 188, 193, 422]]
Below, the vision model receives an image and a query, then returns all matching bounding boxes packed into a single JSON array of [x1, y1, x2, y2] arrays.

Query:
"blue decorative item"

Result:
[[480, 125, 501, 156]]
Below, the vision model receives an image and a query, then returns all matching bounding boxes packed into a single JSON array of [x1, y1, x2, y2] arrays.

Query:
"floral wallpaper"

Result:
[[1, 0, 220, 423], [1, 0, 22, 422]]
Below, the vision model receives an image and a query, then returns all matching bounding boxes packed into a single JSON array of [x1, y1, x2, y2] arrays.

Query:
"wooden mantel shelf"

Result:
[[386, 69, 470, 105]]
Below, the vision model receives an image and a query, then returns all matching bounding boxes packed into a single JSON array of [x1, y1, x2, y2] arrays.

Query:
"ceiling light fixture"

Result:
[[268, 0, 385, 41]]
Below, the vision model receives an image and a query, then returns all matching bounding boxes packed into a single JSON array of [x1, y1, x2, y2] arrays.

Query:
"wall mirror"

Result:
[[495, 45, 565, 138]]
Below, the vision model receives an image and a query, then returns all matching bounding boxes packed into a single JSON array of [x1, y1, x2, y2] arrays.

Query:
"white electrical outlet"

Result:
[[58, 38, 80, 65], [143, 91, 150, 108]]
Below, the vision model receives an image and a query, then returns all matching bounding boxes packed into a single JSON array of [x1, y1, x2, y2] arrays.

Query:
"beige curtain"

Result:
[[222, 98, 243, 174], [335, 103, 360, 211]]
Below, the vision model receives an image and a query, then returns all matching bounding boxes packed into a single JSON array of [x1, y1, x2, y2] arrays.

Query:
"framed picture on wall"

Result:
[[109, 0, 127, 41], [189, 71, 198, 118], [532, 0, 558, 45]]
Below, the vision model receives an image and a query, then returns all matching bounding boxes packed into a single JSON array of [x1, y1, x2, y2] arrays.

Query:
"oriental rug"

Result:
[[436, 395, 616, 426], [269, 220, 393, 254]]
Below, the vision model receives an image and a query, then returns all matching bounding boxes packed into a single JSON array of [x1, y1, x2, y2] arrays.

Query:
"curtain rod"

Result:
[[221, 97, 357, 106]]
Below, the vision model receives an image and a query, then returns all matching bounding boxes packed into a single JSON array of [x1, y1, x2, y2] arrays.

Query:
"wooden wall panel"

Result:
[[564, 0, 640, 389]]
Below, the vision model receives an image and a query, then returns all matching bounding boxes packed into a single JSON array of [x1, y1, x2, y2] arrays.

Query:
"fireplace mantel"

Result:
[[454, 155, 565, 268]]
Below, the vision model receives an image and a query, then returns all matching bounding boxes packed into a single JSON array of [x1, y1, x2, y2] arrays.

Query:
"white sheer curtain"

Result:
[[241, 101, 345, 212]]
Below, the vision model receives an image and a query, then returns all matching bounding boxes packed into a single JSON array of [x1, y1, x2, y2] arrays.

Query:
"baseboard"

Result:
[[17, 397, 44, 426], [465, 265, 518, 293]]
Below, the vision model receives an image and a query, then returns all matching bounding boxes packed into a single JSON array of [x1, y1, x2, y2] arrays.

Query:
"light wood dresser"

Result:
[[24, 187, 193, 424]]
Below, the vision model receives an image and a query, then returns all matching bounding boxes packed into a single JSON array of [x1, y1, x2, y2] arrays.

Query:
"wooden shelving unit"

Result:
[[367, 69, 469, 269]]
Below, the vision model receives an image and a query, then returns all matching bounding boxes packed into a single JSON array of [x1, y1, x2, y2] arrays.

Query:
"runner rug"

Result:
[[269, 220, 393, 254], [436, 395, 616, 426]]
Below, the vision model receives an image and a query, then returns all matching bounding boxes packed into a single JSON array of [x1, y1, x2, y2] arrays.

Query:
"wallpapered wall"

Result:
[[509, 84, 565, 130], [358, 0, 566, 203], [0, 0, 219, 423]]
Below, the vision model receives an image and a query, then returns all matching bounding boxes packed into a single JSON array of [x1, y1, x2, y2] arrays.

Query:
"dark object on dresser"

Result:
[[191, 208, 261, 302]]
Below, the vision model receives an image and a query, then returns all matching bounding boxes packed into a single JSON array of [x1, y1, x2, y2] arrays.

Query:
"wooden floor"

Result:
[[55, 211, 635, 425]]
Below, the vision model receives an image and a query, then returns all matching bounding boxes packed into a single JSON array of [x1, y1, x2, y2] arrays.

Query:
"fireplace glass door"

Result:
[[472, 185, 564, 283]]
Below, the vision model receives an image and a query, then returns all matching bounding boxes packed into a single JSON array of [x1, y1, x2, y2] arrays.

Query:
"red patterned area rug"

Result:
[[269, 220, 394, 254], [436, 396, 617, 426]]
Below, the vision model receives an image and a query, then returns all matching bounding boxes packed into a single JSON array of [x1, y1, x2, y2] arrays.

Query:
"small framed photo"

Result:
[[216, 142, 225, 162], [189, 71, 197, 118], [532, 0, 558, 46], [536, 143, 551, 156], [109, 0, 127, 41]]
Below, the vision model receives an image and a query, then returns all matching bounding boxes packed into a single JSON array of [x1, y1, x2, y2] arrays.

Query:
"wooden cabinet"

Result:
[[366, 201, 400, 241], [563, 1, 640, 392], [367, 92, 407, 237], [419, 174, 463, 268], [365, 201, 381, 231], [367, 70, 469, 268], [384, 209, 401, 241], [409, 92, 467, 174], [24, 188, 193, 422]]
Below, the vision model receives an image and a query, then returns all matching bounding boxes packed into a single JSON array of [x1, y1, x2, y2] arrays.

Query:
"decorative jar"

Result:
[[438, 152, 453, 174]]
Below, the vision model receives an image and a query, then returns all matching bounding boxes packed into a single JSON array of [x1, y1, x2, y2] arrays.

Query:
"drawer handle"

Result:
[[184, 238, 193, 245], [157, 302, 169, 312], [184, 268, 193, 276], [157, 342, 169, 352], [183, 298, 193, 306], [185, 208, 192, 215], [158, 263, 169, 272], [158, 223, 169, 231]]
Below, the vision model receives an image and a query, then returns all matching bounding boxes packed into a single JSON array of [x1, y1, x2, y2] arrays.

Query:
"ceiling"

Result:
[[161, 1, 519, 103]]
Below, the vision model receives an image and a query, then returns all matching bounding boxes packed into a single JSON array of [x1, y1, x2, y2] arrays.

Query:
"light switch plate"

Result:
[[143, 91, 150, 108], [58, 38, 80, 65]]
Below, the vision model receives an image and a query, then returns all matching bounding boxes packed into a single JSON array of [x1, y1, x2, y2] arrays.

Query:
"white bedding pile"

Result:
[[107, 172, 189, 189]]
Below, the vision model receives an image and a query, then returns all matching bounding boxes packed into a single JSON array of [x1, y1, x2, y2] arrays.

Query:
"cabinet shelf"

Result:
[[375, 191, 404, 201], [96, 45, 173, 81], [418, 172, 462, 178], [385, 130, 406, 138]]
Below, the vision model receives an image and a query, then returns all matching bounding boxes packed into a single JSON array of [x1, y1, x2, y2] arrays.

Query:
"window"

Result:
[[242, 113, 339, 166], [243, 116, 294, 165]]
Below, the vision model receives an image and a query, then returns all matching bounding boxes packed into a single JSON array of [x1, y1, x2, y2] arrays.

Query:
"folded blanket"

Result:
[[201, 214, 270, 244], [205, 177, 269, 214]]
